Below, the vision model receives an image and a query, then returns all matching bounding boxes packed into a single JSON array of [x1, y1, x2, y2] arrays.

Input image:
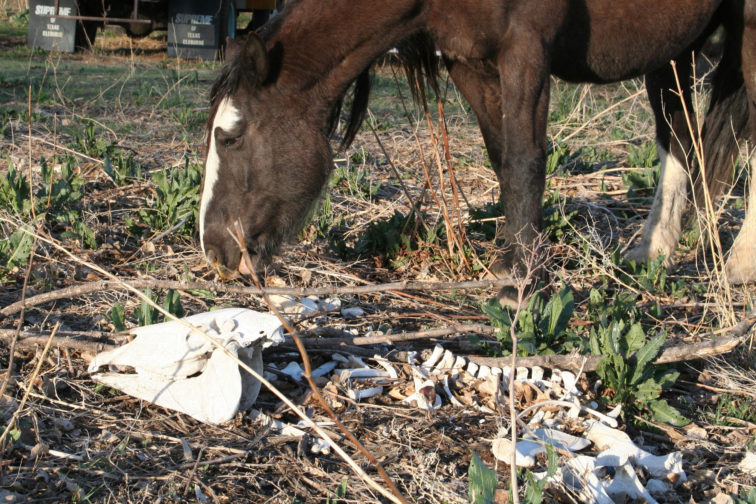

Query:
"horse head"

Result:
[[199, 33, 332, 276]]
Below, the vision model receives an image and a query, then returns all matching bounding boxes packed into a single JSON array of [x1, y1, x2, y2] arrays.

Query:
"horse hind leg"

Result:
[[624, 143, 690, 265], [725, 6, 756, 284], [725, 159, 756, 283], [625, 59, 697, 266]]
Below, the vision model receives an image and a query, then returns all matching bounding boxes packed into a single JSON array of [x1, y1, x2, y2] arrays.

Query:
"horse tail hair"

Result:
[[396, 32, 441, 105], [697, 3, 748, 207]]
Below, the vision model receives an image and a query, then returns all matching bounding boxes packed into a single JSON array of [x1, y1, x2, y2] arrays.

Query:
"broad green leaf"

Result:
[[109, 303, 127, 332], [648, 399, 689, 426], [468, 452, 497, 504], [635, 378, 662, 402], [625, 322, 646, 352], [656, 370, 680, 390], [631, 331, 666, 385]]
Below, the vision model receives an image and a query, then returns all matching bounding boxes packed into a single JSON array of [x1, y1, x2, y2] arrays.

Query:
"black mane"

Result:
[[207, 25, 440, 151]]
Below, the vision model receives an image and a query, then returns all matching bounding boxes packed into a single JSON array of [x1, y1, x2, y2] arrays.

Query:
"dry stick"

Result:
[[366, 118, 427, 229], [671, 60, 735, 328], [1, 89, 42, 401], [231, 223, 408, 504], [421, 85, 469, 263], [300, 323, 497, 347], [558, 88, 646, 144], [22, 228, 403, 504], [0, 323, 59, 451], [505, 243, 542, 504], [470, 307, 756, 371], [0, 276, 516, 319], [0, 329, 118, 352]]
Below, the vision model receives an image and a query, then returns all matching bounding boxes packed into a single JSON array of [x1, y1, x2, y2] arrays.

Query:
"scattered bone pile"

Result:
[[267, 344, 686, 504]]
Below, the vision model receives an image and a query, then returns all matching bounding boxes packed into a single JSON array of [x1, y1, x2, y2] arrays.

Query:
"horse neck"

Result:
[[269, 0, 426, 109]]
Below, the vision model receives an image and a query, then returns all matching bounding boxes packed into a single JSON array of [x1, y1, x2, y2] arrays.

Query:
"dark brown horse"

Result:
[[199, 0, 755, 299]]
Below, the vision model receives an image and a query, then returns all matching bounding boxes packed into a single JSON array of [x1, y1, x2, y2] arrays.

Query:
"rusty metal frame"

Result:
[[37, 0, 153, 24]]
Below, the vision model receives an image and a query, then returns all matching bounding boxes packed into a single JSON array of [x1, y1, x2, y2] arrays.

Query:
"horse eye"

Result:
[[216, 130, 242, 149], [222, 136, 240, 147]]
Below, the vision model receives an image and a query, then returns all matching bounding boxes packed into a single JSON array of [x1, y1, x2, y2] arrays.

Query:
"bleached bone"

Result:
[[337, 368, 390, 380], [372, 356, 399, 379], [645, 479, 672, 497], [441, 375, 464, 407], [347, 386, 384, 401], [311, 360, 338, 378], [516, 367, 529, 382], [560, 371, 578, 396], [89, 308, 283, 424], [452, 356, 467, 374], [435, 350, 456, 372], [739, 451, 756, 476], [530, 366, 544, 382], [564, 456, 615, 504], [531, 428, 591, 452], [341, 306, 364, 319], [403, 376, 441, 411], [422, 345, 445, 369], [587, 420, 685, 481], [345, 355, 367, 368], [320, 297, 341, 311], [466, 361, 479, 377], [280, 361, 304, 381], [250, 410, 331, 455], [491, 438, 545, 467], [605, 462, 659, 504]]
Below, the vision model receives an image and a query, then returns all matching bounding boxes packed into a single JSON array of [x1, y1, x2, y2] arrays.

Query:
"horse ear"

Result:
[[225, 36, 242, 60], [243, 32, 270, 85]]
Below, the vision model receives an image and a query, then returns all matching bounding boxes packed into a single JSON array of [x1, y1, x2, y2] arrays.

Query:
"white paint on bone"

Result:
[[626, 145, 689, 264], [199, 97, 242, 257], [725, 159, 756, 283]]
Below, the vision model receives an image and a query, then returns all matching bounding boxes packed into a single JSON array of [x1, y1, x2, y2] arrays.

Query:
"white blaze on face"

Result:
[[199, 97, 241, 257], [625, 144, 689, 264]]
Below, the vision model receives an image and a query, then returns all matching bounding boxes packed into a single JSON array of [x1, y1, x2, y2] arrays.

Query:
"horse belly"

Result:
[[552, 0, 721, 83]]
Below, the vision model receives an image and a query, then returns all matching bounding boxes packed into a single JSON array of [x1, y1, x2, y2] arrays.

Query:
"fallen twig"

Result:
[[231, 223, 408, 504], [0, 277, 516, 319], [469, 310, 756, 371]]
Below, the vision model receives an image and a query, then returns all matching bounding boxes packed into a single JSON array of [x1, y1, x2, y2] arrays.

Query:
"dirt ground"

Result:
[[1, 18, 755, 504]]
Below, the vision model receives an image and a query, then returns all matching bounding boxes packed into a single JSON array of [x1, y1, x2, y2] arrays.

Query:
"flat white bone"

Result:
[[532, 428, 591, 452], [372, 356, 398, 379], [422, 345, 445, 369], [347, 386, 384, 401], [605, 462, 659, 504], [491, 438, 545, 467], [89, 308, 284, 424], [311, 360, 338, 378]]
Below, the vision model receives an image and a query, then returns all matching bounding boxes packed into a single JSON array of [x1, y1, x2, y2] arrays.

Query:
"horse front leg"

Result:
[[493, 43, 551, 305]]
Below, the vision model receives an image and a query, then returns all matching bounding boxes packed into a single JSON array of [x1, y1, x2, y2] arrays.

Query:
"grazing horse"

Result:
[[199, 0, 755, 299]]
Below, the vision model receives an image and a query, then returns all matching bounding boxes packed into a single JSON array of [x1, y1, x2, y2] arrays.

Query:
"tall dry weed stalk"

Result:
[[670, 59, 738, 328]]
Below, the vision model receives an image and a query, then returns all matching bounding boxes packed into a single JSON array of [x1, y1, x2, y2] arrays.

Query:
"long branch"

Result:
[[0, 277, 516, 319]]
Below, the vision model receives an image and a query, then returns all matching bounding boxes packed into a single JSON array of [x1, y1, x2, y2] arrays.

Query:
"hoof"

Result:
[[624, 244, 654, 264], [488, 249, 518, 279], [496, 286, 522, 310], [725, 252, 756, 285], [623, 243, 672, 268]]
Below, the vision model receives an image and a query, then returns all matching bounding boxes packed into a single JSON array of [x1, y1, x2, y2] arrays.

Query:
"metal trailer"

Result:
[[27, 0, 276, 59]]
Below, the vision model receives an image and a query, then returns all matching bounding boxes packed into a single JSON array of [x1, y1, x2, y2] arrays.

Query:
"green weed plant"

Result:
[[589, 316, 688, 426], [483, 284, 582, 356]]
